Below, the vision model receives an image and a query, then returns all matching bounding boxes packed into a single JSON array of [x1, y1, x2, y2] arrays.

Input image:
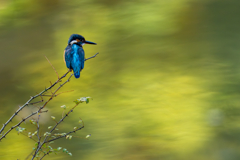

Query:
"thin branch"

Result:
[[1, 112, 38, 140], [0, 72, 72, 141], [54, 90, 74, 97], [0, 97, 34, 136], [40, 95, 53, 97], [26, 149, 46, 160], [45, 56, 59, 79], [39, 150, 52, 160], [39, 110, 48, 114], [29, 100, 44, 105], [85, 52, 99, 61], [37, 114, 41, 143], [32, 98, 81, 160], [0, 71, 70, 137], [46, 126, 84, 143]]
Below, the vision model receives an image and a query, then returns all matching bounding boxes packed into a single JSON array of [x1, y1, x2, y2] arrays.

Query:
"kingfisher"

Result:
[[64, 34, 96, 78]]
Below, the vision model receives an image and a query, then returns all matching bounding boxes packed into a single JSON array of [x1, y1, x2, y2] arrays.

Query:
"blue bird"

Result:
[[64, 34, 96, 78]]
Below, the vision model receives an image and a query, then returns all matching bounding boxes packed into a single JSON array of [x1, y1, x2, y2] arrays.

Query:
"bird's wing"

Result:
[[64, 45, 72, 69], [70, 45, 83, 78], [78, 47, 85, 70]]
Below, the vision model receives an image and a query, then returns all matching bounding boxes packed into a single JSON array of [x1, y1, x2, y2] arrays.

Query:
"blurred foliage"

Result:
[[0, 0, 240, 160]]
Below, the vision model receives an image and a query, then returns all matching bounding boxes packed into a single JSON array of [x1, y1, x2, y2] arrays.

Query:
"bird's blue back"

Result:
[[64, 44, 85, 78]]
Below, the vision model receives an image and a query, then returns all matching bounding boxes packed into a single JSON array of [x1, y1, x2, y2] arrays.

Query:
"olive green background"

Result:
[[0, 0, 240, 159]]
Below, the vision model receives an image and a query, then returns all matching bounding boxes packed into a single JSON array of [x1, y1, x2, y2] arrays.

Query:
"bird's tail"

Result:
[[74, 71, 80, 78]]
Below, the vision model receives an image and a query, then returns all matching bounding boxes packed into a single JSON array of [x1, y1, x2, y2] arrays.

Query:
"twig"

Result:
[[31, 99, 82, 160], [45, 56, 59, 79], [85, 52, 99, 61], [1, 112, 39, 140], [40, 95, 52, 97], [26, 149, 46, 160], [46, 126, 84, 143], [54, 90, 74, 97], [39, 110, 48, 114], [0, 72, 71, 141], [39, 150, 52, 160], [37, 113, 41, 143], [0, 71, 70, 138], [29, 100, 44, 105]]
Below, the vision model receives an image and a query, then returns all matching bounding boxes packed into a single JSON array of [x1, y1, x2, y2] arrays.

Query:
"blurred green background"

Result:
[[0, 0, 240, 159]]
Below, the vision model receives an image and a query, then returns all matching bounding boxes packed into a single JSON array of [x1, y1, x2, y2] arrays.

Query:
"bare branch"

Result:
[[85, 52, 99, 61], [45, 56, 59, 79], [39, 150, 52, 160], [54, 90, 74, 97], [0, 72, 72, 140], [29, 100, 44, 105], [0, 112, 38, 140], [0, 70, 70, 137]]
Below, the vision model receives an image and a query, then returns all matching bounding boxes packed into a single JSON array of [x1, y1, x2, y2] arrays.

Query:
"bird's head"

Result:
[[68, 34, 96, 46]]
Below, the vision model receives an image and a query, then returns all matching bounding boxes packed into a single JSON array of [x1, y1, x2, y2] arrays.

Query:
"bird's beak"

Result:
[[84, 40, 97, 45]]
